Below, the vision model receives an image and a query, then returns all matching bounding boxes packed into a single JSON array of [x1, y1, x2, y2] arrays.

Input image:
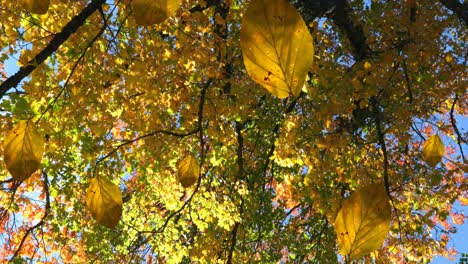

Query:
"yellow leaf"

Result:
[[422, 135, 444, 167], [177, 155, 200, 188], [364, 61, 372, 70], [86, 177, 123, 228], [334, 182, 391, 261], [132, 0, 182, 26], [3, 120, 44, 181], [19, 0, 49, 14], [445, 54, 453, 63], [240, 0, 314, 98]]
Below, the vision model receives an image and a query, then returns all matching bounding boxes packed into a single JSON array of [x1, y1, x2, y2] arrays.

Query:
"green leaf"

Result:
[[86, 177, 123, 228], [3, 120, 44, 181], [177, 155, 200, 188], [240, 0, 314, 98], [422, 135, 444, 167], [334, 182, 391, 261], [132, 0, 182, 26]]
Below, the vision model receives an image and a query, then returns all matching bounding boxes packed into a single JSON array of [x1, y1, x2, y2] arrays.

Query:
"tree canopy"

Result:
[[0, 0, 467, 262]]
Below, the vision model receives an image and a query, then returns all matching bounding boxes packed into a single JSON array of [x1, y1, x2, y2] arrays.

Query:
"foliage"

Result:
[[0, 0, 467, 263]]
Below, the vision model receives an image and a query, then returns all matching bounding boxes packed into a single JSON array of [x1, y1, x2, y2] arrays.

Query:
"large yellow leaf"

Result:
[[177, 155, 200, 188], [422, 135, 444, 167], [86, 177, 123, 228], [334, 182, 391, 261], [19, 0, 49, 14], [240, 0, 314, 98], [131, 0, 182, 26], [3, 120, 44, 181]]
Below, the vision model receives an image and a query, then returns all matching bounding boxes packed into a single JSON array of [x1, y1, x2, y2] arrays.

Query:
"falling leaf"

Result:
[[240, 0, 314, 98], [86, 177, 123, 228], [334, 182, 391, 261], [177, 155, 200, 188], [364, 61, 372, 70], [131, 0, 182, 26], [19, 0, 49, 14], [445, 54, 453, 63], [3, 120, 44, 181], [422, 135, 444, 167]]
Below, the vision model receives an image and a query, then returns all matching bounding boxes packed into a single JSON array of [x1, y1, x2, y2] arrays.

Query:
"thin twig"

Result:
[[10, 171, 50, 260], [94, 128, 199, 174], [449, 94, 467, 161], [127, 80, 213, 261], [38, 6, 109, 122], [371, 97, 405, 244], [402, 57, 413, 102]]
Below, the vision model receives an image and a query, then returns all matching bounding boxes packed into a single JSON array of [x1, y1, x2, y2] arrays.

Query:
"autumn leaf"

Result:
[[3, 120, 44, 181], [19, 0, 49, 14], [334, 182, 392, 261], [177, 155, 200, 188], [422, 135, 444, 167], [86, 177, 123, 228], [240, 0, 314, 98], [131, 0, 182, 26]]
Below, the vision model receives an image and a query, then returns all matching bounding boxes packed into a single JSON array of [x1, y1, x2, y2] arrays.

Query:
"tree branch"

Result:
[[330, 0, 370, 60], [39, 6, 108, 122], [439, 0, 468, 26], [10, 171, 50, 261], [449, 94, 467, 162], [94, 128, 199, 172], [0, 0, 106, 98], [226, 122, 246, 264], [127, 80, 213, 262]]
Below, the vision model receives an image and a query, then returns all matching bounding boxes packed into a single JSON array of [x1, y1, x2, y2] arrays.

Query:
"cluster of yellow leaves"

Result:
[[1, 0, 465, 262]]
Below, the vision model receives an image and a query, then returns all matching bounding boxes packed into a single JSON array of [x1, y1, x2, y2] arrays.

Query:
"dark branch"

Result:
[[449, 94, 467, 162], [226, 122, 246, 264], [0, 0, 106, 98], [95, 128, 199, 172], [127, 80, 213, 261], [330, 0, 370, 60], [439, 0, 468, 26], [10, 171, 50, 261], [293, 0, 370, 59]]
